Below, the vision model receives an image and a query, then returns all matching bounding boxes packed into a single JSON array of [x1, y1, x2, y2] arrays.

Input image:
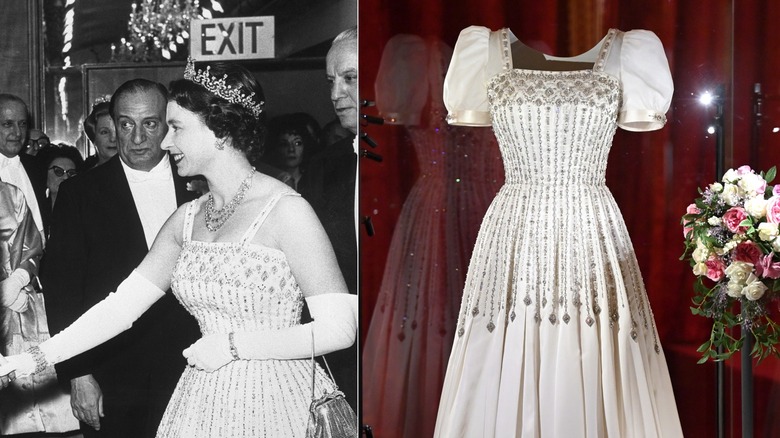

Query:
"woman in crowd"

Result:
[[37, 143, 83, 209], [0, 181, 79, 435], [0, 59, 356, 437], [266, 113, 319, 190], [82, 101, 118, 169]]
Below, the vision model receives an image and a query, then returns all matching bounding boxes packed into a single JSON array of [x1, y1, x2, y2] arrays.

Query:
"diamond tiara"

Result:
[[183, 57, 264, 118]]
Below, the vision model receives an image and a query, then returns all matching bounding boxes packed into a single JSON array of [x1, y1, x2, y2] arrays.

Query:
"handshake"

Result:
[[0, 350, 39, 387], [0, 355, 18, 389]]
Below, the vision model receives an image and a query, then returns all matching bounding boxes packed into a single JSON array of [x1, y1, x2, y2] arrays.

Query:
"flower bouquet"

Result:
[[682, 165, 780, 363]]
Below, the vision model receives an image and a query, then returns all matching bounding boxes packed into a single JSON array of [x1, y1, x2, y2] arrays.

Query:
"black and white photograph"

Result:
[[0, 0, 357, 437]]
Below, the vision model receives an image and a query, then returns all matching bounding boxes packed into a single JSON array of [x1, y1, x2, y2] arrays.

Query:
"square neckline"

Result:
[[500, 28, 618, 74], [180, 191, 298, 258]]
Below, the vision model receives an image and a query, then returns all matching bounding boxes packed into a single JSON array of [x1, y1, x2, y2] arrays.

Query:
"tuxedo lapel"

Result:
[[19, 153, 50, 229], [102, 156, 148, 255]]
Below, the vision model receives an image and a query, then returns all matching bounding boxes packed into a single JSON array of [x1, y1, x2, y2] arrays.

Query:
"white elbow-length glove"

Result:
[[0, 270, 164, 378], [183, 293, 357, 372], [1, 269, 31, 312]]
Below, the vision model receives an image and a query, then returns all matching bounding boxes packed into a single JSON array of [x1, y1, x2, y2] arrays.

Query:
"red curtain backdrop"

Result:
[[359, 0, 739, 435], [733, 1, 780, 435]]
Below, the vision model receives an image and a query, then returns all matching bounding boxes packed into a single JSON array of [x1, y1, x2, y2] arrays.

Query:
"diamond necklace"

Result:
[[204, 167, 256, 232]]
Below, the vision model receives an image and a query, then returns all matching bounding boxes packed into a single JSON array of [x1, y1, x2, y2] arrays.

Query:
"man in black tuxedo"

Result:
[[298, 27, 358, 411], [0, 94, 49, 238], [41, 79, 199, 437]]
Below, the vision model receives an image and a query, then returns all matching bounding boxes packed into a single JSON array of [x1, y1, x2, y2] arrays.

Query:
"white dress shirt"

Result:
[[120, 157, 177, 250], [0, 154, 44, 236]]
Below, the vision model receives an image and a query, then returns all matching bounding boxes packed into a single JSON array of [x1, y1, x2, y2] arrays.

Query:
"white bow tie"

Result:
[[0, 154, 21, 170]]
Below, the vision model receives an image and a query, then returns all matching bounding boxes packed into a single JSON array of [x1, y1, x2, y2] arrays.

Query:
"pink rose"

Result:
[[683, 203, 701, 238], [773, 185, 780, 197], [767, 196, 780, 224], [705, 257, 726, 282], [738, 165, 753, 175], [722, 207, 749, 233], [733, 241, 763, 265], [757, 253, 780, 279]]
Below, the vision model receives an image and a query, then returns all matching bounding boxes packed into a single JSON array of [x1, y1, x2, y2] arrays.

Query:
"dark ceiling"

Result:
[[43, 0, 355, 66]]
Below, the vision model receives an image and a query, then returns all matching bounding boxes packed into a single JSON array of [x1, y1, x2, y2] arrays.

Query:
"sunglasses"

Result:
[[49, 165, 78, 178]]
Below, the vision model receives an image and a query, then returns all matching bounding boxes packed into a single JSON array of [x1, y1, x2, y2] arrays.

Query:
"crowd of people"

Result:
[[0, 27, 357, 438]]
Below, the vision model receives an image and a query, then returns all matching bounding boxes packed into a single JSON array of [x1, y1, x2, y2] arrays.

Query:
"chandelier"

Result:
[[111, 0, 223, 62]]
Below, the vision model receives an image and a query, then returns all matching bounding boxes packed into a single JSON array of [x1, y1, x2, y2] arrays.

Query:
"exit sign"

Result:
[[190, 16, 274, 61]]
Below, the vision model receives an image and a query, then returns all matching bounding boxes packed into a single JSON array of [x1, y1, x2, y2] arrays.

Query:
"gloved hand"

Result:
[[0, 355, 16, 389], [0, 270, 164, 379], [1, 269, 30, 312], [182, 333, 232, 372], [0, 352, 34, 379]]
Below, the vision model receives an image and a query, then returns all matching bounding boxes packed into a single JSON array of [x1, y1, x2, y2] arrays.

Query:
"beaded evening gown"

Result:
[[434, 27, 683, 437], [155, 191, 338, 438], [362, 35, 504, 438]]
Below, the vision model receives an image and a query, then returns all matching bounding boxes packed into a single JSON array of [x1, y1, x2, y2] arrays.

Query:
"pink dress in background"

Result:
[[361, 34, 504, 438]]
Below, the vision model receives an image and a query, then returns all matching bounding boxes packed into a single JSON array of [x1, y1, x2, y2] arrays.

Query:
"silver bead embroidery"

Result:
[[453, 29, 666, 364]]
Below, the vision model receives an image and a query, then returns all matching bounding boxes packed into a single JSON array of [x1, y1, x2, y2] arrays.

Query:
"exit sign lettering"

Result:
[[190, 16, 274, 61]]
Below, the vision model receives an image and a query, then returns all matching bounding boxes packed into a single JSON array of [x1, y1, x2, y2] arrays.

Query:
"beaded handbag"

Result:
[[306, 327, 358, 438]]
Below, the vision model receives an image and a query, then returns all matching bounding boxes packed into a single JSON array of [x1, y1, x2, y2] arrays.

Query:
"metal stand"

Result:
[[742, 327, 753, 438], [739, 82, 763, 438], [712, 83, 726, 438]]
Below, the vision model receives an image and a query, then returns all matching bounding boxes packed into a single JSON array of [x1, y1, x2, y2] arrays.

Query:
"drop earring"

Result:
[[216, 139, 225, 150]]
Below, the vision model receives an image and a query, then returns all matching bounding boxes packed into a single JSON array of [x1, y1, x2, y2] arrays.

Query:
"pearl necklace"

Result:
[[205, 167, 256, 232]]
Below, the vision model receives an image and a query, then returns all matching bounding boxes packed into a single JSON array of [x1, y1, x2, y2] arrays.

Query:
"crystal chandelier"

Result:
[[111, 0, 222, 62]]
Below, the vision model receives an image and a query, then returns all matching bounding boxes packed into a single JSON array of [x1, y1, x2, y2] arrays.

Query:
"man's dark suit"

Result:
[[18, 153, 49, 231], [298, 135, 358, 412], [40, 154, 200, 437]]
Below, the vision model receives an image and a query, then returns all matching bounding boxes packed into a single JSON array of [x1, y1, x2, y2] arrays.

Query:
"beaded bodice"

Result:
[[487, 29, 621, 186], [487, 70, 620, 186], [170, 194, 303, 336]]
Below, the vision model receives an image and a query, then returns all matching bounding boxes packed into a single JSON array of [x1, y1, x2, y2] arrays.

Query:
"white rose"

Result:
[[739, 173, 767, 196], [727, 280, 744, 298], [758, 222, 779, 242], [721, 183, 741, 206], [744, 197, 768, 219], [743, 274, 768, 301], [708, 216, 722, 226], [692, 262, 708, 276], [722, 169, 740, 183], [772, 239, 780, 253], [710, 182, 724, 193], [725, 261, 753, 283], [691, 239, 710, 263]]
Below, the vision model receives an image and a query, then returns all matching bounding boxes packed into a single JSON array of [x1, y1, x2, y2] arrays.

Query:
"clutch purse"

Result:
[[305, 327, 358, 438]]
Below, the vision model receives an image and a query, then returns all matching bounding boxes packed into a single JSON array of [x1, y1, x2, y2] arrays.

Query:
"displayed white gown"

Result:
[[434, 26, 684, 437]]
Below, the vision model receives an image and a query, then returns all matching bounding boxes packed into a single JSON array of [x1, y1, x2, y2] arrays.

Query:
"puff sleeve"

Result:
[[618, 30, 674, 132], [375, 34, 430, 125], [443, 26, 492, 126]]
